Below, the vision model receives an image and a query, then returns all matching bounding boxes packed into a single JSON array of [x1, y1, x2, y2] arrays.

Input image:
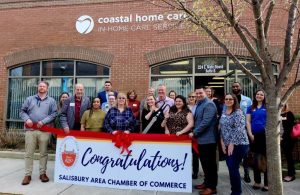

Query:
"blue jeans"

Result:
[[226, 145, 249, 195]]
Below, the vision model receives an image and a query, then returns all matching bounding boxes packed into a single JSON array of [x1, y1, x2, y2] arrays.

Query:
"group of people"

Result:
[[19, 80, 297, 195]]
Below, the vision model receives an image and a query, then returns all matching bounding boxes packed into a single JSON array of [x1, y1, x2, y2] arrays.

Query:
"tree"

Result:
[[150, 0, 300, 194]]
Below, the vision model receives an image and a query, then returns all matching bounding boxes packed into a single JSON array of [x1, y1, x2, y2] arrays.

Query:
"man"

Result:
[[231, 81, 252, 183], [20, 81, 57, 185], [193, 88, 218, 195], [60, 83, 90, 133], [97, 81, 118, 106], [156, 84, 174, 113]]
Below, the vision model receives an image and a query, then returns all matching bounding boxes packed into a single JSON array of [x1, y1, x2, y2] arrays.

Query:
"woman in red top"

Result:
[[127, 90, 141, 132]]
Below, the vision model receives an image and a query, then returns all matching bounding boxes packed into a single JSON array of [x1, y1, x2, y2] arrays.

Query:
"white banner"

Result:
[[54, 136, 192, 193]]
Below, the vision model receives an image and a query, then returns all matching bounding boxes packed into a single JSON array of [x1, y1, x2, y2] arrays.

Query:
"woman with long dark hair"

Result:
[[165, 95, 194, 136], [81, 97, 106, 132], [220, 93, 249, 195], [281, 104, 296, 182], [246, 90, 268, 191]]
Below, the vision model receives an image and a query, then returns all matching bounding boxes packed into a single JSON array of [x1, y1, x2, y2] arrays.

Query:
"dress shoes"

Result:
[[199, 188, 217, 195], [21, 176, 31, 185], [39, 174, 49, 182], [243, 173, 251, 183], [195, 183, 206, 190]]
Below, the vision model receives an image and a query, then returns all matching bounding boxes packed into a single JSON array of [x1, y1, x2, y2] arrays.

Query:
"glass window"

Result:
[[43, 78, 74, 102], [229, 58, 260, 74], [7, 78, 39, 120], [42, 60, 74, 76], [151, 59, 192, 75], [76, 61, 109, 76], [7, 60, 110, 130], [76, 78, 107, 99], [10, 62, 40, 76], [195, 57, 226, 74], [151, 77, 192, 98]]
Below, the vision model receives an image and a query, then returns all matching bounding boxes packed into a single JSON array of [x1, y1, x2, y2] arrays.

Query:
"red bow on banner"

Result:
[[111, 131, 133, 155]]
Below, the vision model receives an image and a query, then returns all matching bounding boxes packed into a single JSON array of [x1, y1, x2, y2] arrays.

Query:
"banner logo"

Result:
[[76, 15, 94, 34], [60, 136, 79, 169]]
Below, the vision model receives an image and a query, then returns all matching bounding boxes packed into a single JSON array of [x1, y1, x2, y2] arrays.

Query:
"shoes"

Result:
[[21, 176, 31, 185], [283, 176, 296, 182], [192, 173, 198, 179], [195, 183, 206, 190], [252, 184, 261, 190], [243, 173, 251, 183], [261, 186, 268, 192], [199, 188, 217, 195], [39, 174, 49, 182]]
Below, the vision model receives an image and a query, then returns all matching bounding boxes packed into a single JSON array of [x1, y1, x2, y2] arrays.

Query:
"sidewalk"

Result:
[[0, 153, 299, 195]]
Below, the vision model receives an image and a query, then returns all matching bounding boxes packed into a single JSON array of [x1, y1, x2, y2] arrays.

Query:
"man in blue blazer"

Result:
[[97, 81, 118, 106], [193, 87, 218, 195], [60, 83, 90, 133]]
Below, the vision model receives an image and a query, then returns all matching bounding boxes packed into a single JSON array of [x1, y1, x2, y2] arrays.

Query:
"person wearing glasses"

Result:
[[187, 91, 199, 179], [187, 92, 197, 115], [104, 92, 135, 134], [220, 93, 249, 195], [246, 90, 268, 191], [231, 82, 252, 183]]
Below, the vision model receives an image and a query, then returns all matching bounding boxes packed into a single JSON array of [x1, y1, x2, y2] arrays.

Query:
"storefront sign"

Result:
[[54, 135, 192, 193], [75, 13, 186, 34], [195, 57, 226, 73]]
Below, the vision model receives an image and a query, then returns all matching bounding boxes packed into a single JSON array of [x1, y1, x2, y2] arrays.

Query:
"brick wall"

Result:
[[0, 0, 299, 131]]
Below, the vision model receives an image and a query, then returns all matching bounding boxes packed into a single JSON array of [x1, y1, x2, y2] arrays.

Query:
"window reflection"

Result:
[[42, 60, 74, 76]]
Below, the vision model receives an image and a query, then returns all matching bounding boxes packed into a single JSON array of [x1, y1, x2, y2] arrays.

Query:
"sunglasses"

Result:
[[118, 97, 126, 100]]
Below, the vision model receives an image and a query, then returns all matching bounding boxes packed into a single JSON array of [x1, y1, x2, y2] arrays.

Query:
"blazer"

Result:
[[60, 96, 91, 129], [194, 97, 218, 144], [97, 91, 118, 106]]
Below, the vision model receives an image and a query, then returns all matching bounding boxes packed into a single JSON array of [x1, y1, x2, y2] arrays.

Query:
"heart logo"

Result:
[[76, 15, 94, 34]]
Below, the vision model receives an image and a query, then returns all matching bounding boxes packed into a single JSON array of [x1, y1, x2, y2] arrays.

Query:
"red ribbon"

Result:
[[111, 131, 132, 155], [26, 124, 199, 155]]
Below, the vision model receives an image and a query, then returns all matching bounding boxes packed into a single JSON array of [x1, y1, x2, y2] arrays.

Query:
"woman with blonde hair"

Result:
[[104, 92, 135, 134]]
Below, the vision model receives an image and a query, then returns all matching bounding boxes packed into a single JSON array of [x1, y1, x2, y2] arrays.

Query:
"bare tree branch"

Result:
[[281, 79, 300, 105], [240, 24, 258, 43], [216, 0, 268, 81], [276, 0, 300, 89], [264, 0, 275, 39]]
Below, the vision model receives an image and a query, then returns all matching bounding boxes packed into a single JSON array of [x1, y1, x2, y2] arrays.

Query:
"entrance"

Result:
[[194, 76, 225, 99]]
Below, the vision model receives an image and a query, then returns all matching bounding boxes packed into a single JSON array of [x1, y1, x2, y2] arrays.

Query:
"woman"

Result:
[[81, 97, 106, 132], [52, 92, 69, 148], [102, 92, 116, 113], [246, 90, 268, 191], [165, 95, 194, 136], [187, 91, 199, 179], [104, 92, 135, 134], [141, 95, 165, 134], [168, 90, 177, 100], [187, 92, 197, 115], [281, 104, 296, 182], [220, 93, 249, 195], [127, 90, 141, 132]]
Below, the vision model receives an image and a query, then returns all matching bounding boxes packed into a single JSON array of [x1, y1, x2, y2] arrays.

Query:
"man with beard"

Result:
[[193, 88, 218, 195], [231, 82, 252, 183], [20, 81, 57, 185]]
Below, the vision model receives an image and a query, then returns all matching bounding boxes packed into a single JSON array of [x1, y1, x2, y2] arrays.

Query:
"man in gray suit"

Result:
[[60, 83, 90, 133]]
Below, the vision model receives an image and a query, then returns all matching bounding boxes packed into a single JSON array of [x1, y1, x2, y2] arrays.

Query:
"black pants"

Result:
[[198, 143, 218, 190], [192, 148, 199, 176], [282, 137, 296, 176], [252, 132, 268, 186]]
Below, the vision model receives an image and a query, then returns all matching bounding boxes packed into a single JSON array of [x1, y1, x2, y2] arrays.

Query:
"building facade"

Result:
[[0, 0, 299, 130]]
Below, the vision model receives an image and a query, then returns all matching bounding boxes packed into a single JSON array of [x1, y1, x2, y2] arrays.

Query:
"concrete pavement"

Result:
[[0, 154, 299, 195]]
